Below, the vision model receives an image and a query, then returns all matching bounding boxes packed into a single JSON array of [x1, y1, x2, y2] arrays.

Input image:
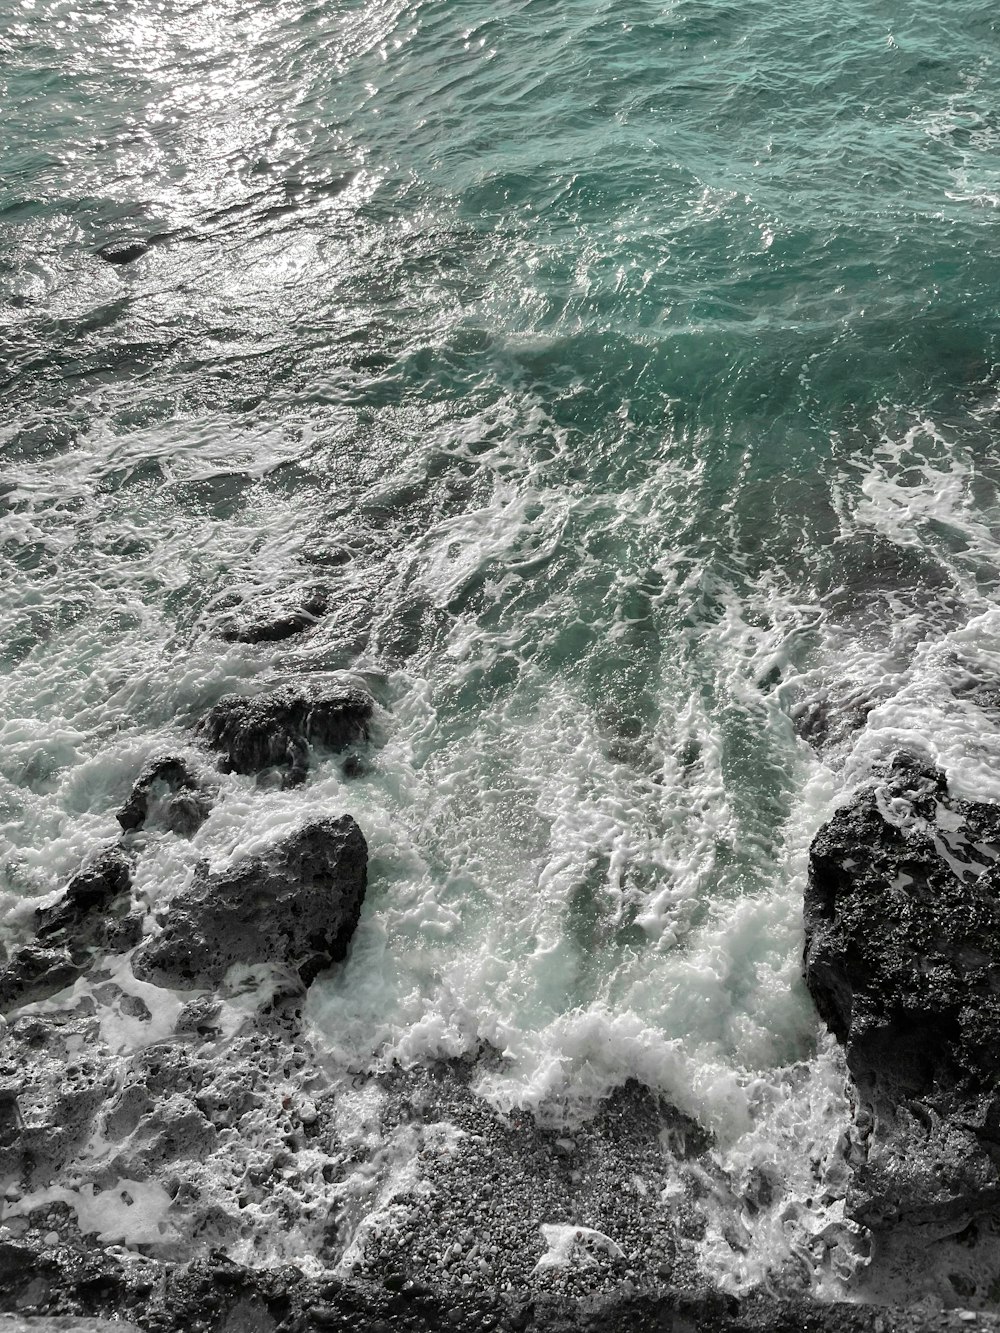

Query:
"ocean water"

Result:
[[2, 0, 1000, 1300]]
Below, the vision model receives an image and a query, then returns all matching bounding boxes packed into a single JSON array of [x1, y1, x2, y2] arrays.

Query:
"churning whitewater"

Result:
[[2, 0, 1000, 1321]]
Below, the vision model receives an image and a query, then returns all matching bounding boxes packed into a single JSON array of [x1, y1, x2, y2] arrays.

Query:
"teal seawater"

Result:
[[2, 0, 1000, 1295], [2, 0, 999, 661]]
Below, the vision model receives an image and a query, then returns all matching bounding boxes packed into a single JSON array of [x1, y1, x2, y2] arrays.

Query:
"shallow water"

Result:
[[3, 0, 1000, 1300]]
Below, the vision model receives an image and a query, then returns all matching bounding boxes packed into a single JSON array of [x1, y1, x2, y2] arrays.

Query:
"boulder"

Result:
[[117, 756, 213, 836], [0, 945, 80, 1013], [197, 684, 373, 783], [0, 844, 141, 1013], [804, 753, 1000, 1231], [132, 816, 367, 988], [35, 845, 132, 947]]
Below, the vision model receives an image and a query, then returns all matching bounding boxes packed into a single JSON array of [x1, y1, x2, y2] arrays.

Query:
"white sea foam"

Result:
[[5, 1179, 179, 1248], [534, 1223, 626, 1272], [2, 356, 1000, 1296]]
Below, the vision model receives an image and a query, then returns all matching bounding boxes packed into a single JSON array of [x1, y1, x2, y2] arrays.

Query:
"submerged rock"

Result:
[[804, 753, 1000, 1231], [215, 586, 330, 644], [117, 756, 214, 836], [96, 240, 149, 265], [132, 815, 367, 988], [197, 683, 373, 782]]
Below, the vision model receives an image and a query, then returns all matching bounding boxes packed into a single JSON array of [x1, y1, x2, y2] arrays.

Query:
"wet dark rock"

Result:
[[0, 1240, 995, 1333], [117, 755, 214, 836], [132, 815, 367, 988], [0, 1089, 22, 1146], [804, 752, 1000, 1232], [103, 910, 144, 953], [96, 240, 149, 265], [341, 754, 367, 779], [197, 683, 373, 782], [35, 845, 132, 949], [0, 944, 80, 1013], [0, 1014, 997, 1327], [216, 587, 330, 644]]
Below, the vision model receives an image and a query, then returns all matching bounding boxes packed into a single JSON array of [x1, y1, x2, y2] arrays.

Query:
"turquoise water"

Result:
[[3, 0, 1000, 1299]]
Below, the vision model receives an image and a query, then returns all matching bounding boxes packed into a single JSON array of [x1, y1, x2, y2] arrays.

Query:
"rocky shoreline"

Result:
[[805, 754, 1000, 1235], [3, 1249, 1000, 1333], [3, 661, 1000, 1329]]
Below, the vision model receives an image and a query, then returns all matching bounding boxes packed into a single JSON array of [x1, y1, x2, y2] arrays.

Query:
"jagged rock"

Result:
[[102, 911, 144, 954], [96, 240, 149, 265], [174, 995, 222, 1036], [197, 683, 373, 782], [2, 999, 998, 1325], [0, 945, 80, 1013], [132, 816, 367, 988], [35, 845, 132, 949], [804, 752, 1000, 1231], [0, 1240, 997, 1333], [91, 982, 151, 1020], [117, 756, 213, 836], [216, 587, 329, 644], [0, 1007, 335, 1229]]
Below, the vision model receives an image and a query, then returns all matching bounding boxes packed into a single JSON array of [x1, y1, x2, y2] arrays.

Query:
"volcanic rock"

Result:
[[117, 756, 213, 836], [1, 1173, 1000, 1332], [131, 815, 367, 988], [0, 944, 80, 1013], [0, 848, 140, 1012], [197, 683, 373, 782], [35, 845, 133, 949], [804, 752, 1000, 1231]]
